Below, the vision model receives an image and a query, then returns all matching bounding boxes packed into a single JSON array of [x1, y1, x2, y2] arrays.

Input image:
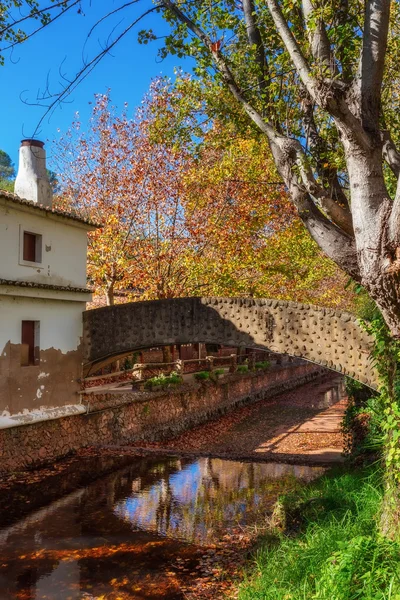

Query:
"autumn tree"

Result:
[[53, 86, 195, 304], [135, 0, 400, 341], [183, 126, 352, 308], [53, 76, 351, 308], [54, 81, 236, 305]]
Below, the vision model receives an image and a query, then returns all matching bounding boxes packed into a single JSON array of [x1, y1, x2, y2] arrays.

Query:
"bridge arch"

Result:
[[82, 297, 378, 389]]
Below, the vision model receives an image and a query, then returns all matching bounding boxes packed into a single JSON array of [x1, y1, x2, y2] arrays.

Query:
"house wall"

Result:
[[0, 200, 88, 288], [0, 295, 85, 415]]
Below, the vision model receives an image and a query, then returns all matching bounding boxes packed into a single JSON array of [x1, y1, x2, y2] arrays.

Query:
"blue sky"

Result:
[[1, 1, 191, 170]]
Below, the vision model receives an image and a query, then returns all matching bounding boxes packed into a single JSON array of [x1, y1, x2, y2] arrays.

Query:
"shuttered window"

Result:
[[21, 321, 39, 366], [22, 231, 42, 263]]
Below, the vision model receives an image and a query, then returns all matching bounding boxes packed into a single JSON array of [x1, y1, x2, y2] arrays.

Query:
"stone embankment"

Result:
[[0, 362, 323, 471]]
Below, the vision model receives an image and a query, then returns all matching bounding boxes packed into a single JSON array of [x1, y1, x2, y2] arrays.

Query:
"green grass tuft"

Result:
[[144, 371, 182, 390], [238, 466, 400, 600], [255, 360, 270, 370], [194, 370, 210, 381]]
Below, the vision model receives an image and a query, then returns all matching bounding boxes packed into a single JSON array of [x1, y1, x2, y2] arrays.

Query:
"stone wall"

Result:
[[0, 362, 324, 472], [83, 297, 378, 388]]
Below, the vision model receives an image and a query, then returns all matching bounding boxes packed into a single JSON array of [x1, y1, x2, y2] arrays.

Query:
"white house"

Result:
[[0, 140, 97, 424]]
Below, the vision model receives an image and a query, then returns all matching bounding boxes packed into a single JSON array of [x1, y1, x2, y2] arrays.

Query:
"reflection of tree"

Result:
[[0, 454, 325, 599], [114, 458, 324, 544]]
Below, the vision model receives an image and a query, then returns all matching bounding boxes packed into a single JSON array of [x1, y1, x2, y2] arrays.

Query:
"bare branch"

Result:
[[86, 1, 139, 40], [26, 8, 158, 138]]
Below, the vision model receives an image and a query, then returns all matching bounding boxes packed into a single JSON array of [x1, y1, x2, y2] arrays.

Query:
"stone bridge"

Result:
[[82, 297, 378, 389]]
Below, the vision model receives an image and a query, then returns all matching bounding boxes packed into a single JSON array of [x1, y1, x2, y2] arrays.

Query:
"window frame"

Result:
[[19, 225, 43, 268]]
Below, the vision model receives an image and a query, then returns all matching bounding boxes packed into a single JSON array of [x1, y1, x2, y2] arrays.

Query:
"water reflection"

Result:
[[0, 456, 324, 599], [114, 458, 324, 544], [310, 378, 346, 410]]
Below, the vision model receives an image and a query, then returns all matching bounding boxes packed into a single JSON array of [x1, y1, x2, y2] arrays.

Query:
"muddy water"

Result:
[[0, 456, 324, 600]]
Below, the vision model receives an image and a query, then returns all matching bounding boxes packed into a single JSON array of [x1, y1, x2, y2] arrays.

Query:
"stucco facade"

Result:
[[0, 188, 95, 418], [0, 195, 90, 288]]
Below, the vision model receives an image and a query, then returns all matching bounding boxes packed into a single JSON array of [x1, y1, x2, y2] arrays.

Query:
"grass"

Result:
[[194, 370, 210, 381], [144, 371, 182, 390], [213, 368, 225, 376], [255, 360, 270, 370], [237, 465, 400, 600]]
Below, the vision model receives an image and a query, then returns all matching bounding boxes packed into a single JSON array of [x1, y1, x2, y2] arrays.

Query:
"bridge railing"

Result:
[[82, 355, 235, 390], [81, 350, 292, 391]]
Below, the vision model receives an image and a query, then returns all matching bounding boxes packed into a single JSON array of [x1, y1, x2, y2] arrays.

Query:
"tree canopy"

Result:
[[53, 79, 352, 309], [143, 0, 400, 337]]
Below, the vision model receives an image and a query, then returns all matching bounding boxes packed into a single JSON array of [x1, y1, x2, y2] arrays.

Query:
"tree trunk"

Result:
[[106, 284, 114, 307], [343, 139, 400, 336]]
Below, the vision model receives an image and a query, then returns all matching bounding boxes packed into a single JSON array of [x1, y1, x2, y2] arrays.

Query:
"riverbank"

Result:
[[127, 374, 347, 464], [0, 361, 323, 472], [0, 375, 376, 600], [234, 463, 399, 600]]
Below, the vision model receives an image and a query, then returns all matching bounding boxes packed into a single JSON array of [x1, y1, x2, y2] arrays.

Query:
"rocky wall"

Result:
[[0, 362, 324, 472]]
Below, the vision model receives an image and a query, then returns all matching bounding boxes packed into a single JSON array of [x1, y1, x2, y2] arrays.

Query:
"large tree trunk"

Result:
[[343, 138, 400, 335]]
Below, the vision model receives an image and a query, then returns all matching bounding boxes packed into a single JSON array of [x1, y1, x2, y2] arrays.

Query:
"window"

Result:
[[22, 231, 42, 263], [21, 321, 40, 366]]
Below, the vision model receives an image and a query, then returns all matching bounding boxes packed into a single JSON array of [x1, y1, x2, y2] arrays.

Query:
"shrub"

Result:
[[237, 364, 249, 373], [144, 371, 182, 390], [209, 368, 225, 383], [255, 361, 270, 370], [214, 368, 225, 376], [194, 371, 210, 381]]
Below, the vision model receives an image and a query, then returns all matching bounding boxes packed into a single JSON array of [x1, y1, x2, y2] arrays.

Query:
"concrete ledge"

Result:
[[0, 404, 86, 430]]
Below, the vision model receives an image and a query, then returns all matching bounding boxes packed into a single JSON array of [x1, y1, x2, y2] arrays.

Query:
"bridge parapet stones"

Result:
[[83, 297, 378, 389]]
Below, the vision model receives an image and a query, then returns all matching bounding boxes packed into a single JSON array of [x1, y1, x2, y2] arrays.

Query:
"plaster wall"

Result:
[[0, 200, 88, 288], [0, 295, 84, 414]]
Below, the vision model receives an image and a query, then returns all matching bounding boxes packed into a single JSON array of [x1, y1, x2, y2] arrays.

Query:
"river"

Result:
[[0, 455, 324, 599], [0, 375, 346, 599]]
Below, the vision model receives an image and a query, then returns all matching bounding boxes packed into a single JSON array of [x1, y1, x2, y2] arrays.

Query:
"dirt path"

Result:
[[130, 374, 347, 464]]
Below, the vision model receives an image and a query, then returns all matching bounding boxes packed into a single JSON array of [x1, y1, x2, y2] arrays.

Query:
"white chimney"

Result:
[[14, 139, 52, 208]]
